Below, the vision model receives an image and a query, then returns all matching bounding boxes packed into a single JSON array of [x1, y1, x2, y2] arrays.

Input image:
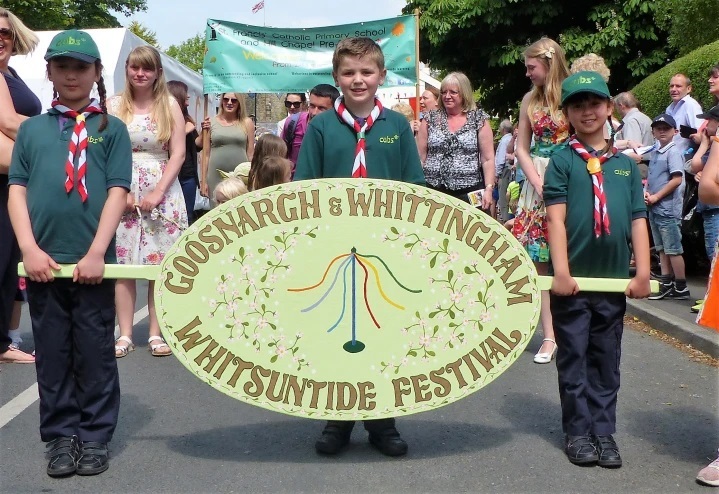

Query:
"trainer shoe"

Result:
[[594, 435, 622, 468], [697, 453, 719, 487], [76, 442, 109, 476], [565, 435, 598, 465], [671, 285, 690, 300], [648, 282, 674, 300], [46, 436, 78, 477]]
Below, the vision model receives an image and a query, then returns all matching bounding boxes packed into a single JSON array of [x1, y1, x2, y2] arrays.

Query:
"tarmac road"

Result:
[[1, 281, 717, 493]]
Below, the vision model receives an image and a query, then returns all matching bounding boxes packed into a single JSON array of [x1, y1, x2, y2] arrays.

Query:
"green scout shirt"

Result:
[[294, 108, 426, 185], [543, 146, 646, 279], [9, 109, 132, 264]]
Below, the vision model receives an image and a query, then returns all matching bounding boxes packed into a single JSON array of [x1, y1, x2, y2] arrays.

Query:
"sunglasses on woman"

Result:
[[223, 97, 238, 104], [285, 101, 302, 109], [0, 28, 12, 40]]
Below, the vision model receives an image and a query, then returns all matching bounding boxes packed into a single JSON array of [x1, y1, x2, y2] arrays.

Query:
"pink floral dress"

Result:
[[512, 105, 569, 262], [111, 97, 188, 265]]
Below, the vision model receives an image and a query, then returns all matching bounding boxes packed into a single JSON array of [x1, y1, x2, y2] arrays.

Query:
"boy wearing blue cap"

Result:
[[645, 113, 689, 300], [8, 30, 131, 477], [543, 71, 651, 468]]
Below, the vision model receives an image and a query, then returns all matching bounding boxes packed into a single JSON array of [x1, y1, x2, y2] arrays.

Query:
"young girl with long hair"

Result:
[[247, 133, 287, 190], [513, 37, 570, 364], [249, 156, 292, 191], [8, 30, 132, 476], [109, 45, 188, 358]]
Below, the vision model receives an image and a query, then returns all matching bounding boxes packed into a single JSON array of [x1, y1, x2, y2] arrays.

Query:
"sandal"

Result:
[[114, 336, 134, 358], [0, 346, 35, 364], [533, 338, 557, 364], [148, 336, 172, 357]]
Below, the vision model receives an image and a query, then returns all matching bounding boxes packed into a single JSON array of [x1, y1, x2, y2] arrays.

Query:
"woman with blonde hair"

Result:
[[513, 37, 570, 364], [109, 45, 188, 357], [417, 71, 495, 208], [200, 92, 255, 201], [0, 7, 40, 363]]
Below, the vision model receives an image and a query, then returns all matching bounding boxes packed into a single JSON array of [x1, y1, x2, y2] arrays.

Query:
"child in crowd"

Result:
[[213, 177, 248, 205], [503, 180, 521, 230], [294, 37, 425, 458], [219, 161, 251, 186], [8, 30, 132, 477], [248, 156, 292, 191], [247, 133, 287, 189], [645, 113, 689, 300], [544, 71, 650, 468]]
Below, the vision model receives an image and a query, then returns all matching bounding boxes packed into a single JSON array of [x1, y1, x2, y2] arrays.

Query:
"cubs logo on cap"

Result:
[[44, 29, 101, 64]]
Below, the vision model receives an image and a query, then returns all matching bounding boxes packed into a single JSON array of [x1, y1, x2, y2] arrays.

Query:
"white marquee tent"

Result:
[[10, 28, 206, 122]]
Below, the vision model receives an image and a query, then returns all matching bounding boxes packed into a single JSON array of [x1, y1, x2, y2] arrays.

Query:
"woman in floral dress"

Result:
[[109, 46, 187, 357], [513, 38, 570, 364]]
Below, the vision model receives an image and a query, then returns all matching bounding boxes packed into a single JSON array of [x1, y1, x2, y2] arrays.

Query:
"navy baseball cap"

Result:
[[651, 113, 677, 129]]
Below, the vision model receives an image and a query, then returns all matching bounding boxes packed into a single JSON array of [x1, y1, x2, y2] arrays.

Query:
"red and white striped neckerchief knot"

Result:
[[334, 96, 383, 178], [568, 135, 616, 237], [51, 99, 103, 203]]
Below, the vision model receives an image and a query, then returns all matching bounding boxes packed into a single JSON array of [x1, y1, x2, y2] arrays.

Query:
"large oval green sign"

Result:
[[156, 179, 540, 420]]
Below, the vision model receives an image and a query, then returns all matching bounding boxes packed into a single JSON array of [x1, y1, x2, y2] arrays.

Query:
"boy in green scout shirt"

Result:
[[543, 71, 651, 469], [8, 30, 132, 478], [294, 37, 425, 457]]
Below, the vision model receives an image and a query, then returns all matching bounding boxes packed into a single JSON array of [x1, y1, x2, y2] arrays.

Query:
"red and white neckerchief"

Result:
[[334, 96, 383, 178], [568, 135, 616, 237], [51, 99, 104, 202]]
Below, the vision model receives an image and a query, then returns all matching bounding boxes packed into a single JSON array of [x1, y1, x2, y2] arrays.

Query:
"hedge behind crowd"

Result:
[[632, 40, 719, 119]]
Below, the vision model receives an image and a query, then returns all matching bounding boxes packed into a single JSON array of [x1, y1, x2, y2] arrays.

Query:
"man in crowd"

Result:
[[665, 73, 704, 158], [281, 84, 340, 173], [615, 91, 654, 179], [494, 119, 515, 222]]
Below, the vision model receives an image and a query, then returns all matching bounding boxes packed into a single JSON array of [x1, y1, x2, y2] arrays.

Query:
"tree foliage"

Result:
[[655, 0, 719, 56], [4, 0, 147, 30], [166, 34, 204, 74], [128, 20, 159, 48], [632, 40, 719, 122], [404, 0, 674, 115]]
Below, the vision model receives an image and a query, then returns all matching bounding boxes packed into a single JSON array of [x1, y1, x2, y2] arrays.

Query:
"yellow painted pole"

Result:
[[18, 263, 658, 292], [414, 8, 421, 120]]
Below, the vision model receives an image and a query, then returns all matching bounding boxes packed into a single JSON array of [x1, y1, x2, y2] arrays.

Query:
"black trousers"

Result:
[[325, 418, 396, 435], [550, 291, 626, 436], [0, 183, 19, 353], [27, 279, 120, 443]]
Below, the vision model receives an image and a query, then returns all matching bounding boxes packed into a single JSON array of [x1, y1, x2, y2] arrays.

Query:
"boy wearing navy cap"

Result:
[[544, 71, 650, 468], [646, 113, 689, 300]]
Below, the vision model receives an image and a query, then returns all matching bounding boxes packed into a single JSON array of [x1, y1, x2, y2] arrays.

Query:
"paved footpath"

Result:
[[1, 282, 717, 493]]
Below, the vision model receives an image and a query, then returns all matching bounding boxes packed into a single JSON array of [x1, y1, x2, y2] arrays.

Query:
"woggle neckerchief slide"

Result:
[[19, 179, 657, 420]]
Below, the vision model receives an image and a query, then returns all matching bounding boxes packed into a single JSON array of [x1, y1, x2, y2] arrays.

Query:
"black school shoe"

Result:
[[565, 435, 598, 465], [368, 427, 408, 457], [76, 442, 109, 476], [315, 424, 352, 455], [46, 436, 78, 477], [594, 435, 622, 468]]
